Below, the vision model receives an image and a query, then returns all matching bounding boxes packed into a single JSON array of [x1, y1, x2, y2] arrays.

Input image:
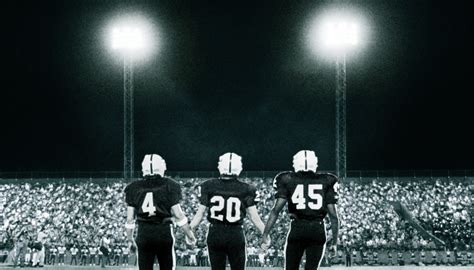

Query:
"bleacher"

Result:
[[0, 175, 472, 266]]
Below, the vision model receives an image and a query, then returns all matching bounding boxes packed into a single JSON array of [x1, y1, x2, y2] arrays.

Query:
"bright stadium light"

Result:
[[306, 8, 368, 179], [107, 15, 157, 60], [321, 21, 360, 48], [111, 27, 146, 50], [308, 9, 366, 57], [105, 14, 158, 179]]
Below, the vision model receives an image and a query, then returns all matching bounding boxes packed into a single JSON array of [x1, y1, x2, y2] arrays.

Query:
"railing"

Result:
[[346, 169, 474, 179], [1, 169, 474, 180]]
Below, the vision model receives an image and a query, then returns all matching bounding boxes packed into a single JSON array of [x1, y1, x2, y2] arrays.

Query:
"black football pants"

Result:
[[207, 224, 246, 270], [136, 223, 175, 270], [285, 220, 326, 270]]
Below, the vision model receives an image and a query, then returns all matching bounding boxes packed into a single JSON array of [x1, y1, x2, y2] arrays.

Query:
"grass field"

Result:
[[1, 265, 474, 270]]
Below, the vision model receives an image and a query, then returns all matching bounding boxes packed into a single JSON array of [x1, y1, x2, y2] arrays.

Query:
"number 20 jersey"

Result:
[[124, 176, 182, 223], [198, 178, 258, 225], [273, 171, 339, 220]]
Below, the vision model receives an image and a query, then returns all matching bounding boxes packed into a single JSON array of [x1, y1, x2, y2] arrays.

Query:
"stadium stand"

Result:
[[0, 176, 472, 266]]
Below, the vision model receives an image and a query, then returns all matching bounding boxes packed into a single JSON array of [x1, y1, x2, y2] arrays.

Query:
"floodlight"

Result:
[[321, 20, 360, 49], [104, 13, 158, 179], [307, 9, 366, 57], [111, 27, 146, 50], [305, 8, 369, 178], [106, 14, 157, 60]]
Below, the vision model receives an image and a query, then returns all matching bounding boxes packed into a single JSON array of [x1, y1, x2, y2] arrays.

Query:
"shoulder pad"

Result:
[[165, 177, 180, 186], [199, 178, 214, 188], [124, 180, 139, 192], [273, 171, 292, 188], [320, 172, 339, 182], [248, 183, 257, 191], [275, 171, 293, 180]]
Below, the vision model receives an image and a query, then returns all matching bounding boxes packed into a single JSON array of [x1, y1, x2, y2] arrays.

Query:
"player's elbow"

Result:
[[327, 205, 339, 220], [249, 213, 262, 225], [270, 206, 282, 217], [329, 215, 339, 226]]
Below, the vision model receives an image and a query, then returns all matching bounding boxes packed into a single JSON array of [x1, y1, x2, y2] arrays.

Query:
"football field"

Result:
[[1, 266, 474, 270]]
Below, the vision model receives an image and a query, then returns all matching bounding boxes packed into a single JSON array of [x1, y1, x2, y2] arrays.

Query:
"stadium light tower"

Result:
[[308, 10, 364, 179], [108, 16, 155, 179]]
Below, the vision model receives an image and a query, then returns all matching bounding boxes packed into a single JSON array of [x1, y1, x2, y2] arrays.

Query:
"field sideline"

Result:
[[1, 266, 474, 270]]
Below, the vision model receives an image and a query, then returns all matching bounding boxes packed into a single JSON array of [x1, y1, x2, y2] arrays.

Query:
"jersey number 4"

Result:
[[142, 192, 157, 216], [291, 184, 323, 210], [210, 196, 241, 222]]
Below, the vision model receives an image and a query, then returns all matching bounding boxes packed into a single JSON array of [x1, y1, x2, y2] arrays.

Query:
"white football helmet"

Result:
[[217, 152, 243, 176], [141, 154, 167, 177], [292, 150, 318, 173]]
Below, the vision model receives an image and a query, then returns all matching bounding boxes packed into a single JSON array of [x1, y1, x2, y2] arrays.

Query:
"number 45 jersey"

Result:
[[124, 176, 182, 223], [198, 178, 258, 225], [274, 171, 339, 220]]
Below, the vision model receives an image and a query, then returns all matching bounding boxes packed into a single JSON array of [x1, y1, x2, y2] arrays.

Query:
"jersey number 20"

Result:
[[210, 196, 241, 222], [291, 184, 323, 210]]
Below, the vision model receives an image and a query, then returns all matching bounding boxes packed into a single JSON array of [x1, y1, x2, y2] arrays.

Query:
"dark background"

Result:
[[1, 0, 473, 172]]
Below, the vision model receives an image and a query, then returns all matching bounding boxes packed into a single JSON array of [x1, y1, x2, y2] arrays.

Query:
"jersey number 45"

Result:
[[291, 184, 323, 210]]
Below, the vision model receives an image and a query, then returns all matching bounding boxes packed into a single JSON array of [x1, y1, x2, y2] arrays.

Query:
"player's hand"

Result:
[[185, 235, 197, 247], [170, 217, 177, 225], [260, 235, 271, 250], [128, 239, 138, 253], [329, 242, 337, 258]]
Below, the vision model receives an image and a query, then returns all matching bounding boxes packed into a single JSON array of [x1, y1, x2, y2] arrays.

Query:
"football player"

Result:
[[124, 154, 196, 270], [261, 150, 340, 270], [190, 152, 265, 270]]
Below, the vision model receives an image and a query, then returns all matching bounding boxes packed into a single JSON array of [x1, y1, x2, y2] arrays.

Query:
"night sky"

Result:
[[1, 0, 473, 172]]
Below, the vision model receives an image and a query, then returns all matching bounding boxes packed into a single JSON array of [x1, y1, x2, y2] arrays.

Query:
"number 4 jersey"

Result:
[[124, 176, 182, 223], [198, 177, 258, 225], [274, 171, 339, 220]]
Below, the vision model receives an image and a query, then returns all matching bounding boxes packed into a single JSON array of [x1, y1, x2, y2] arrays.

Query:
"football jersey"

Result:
[[124, 176, 182, 223], [198, 177, 258, 225], [273, 171, 339, 220]]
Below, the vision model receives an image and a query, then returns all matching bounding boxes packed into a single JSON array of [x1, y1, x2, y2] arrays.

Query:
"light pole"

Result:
[[123, 55, 134, 180], [335, 53, 347, 179], [309, 14, 362, 179], [110, 23, 153, 179]]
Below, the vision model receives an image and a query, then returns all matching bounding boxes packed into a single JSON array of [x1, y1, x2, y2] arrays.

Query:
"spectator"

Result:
[[70, 245, 79, 265], [1, 177, 472, 267]]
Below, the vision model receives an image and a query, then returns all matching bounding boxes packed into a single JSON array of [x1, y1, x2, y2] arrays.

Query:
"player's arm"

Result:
[[327, 203, 340, 247], [125, 206, 137, 251], [326, 174, 340, 254], [171, 204, 197, 245], [190, 204, 207, 230], [262, 198, 287, 242], [247, 205, 265, 234], [191, 183, 209, 230]]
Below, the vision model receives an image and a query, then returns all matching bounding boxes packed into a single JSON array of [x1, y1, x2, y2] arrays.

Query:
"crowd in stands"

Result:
[[0, 176, 472, 266]]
